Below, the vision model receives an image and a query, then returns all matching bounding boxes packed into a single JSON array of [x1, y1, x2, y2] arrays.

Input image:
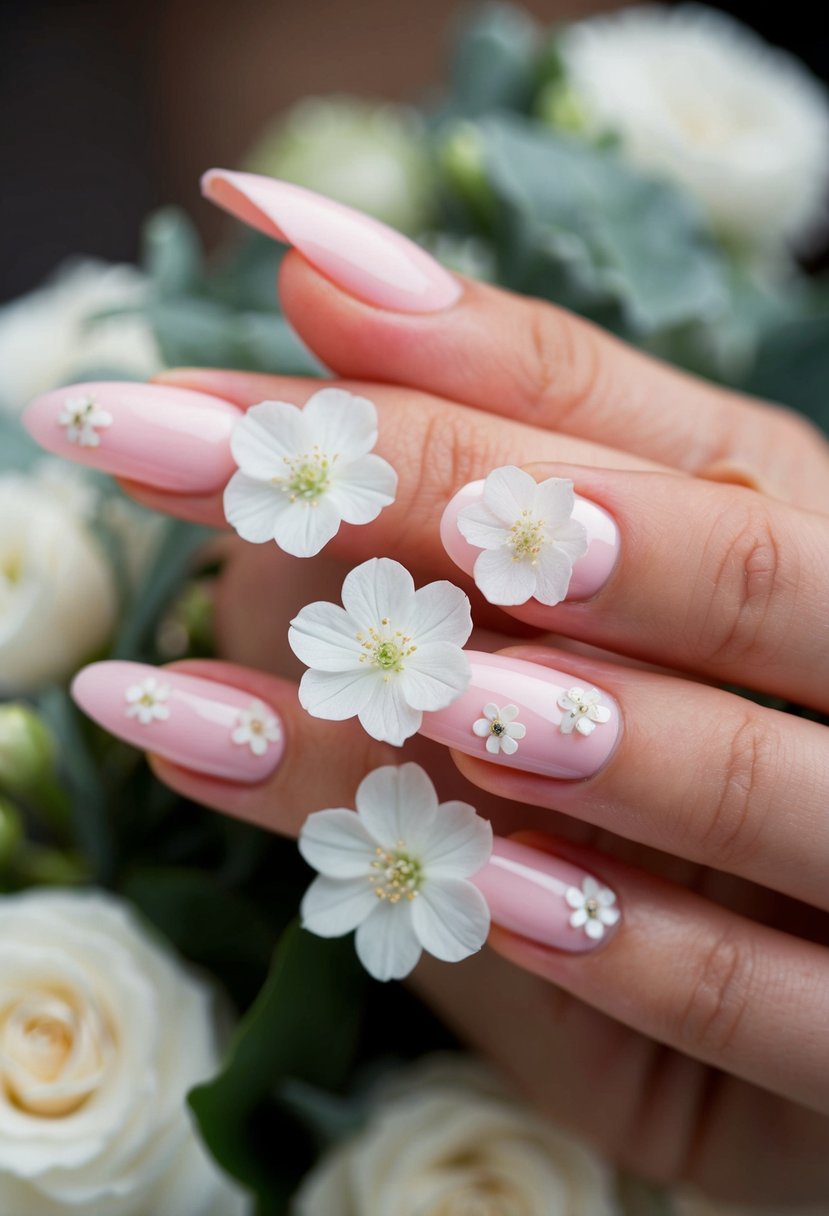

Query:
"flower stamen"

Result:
[[368, 843, 424, 903], [508, 510, 548, 564], [275, 445, 336, 504]]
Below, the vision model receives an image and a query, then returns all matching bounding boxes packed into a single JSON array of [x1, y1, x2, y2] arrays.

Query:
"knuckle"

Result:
[[697, 714, 772, 867], [521, 305, 605, 427], [677, 928, 756, 1057]]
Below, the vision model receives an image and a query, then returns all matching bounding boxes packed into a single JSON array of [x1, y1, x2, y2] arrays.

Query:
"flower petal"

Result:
[[582, 875, 601, 899], [456, 501, 512, 551], [298, 667, 376, 720], [597, 886, 617, 908], [409, 580, 473, 647], [355, 900, 422, 981], [400, 642, 471, 711], [570, 908, 588, 927], [272, 496, 343, 557], [575, 716, 596, 736], [481, 465, 536, 522], [328, 454, 397, 524], [472, 718, 491, 738], [506, 721, 526, 740], [357, 678, 422, 746], [341, 557, 415, 630], [552, 516, 590, 564], [585, 917, 605, 940], [230, 400, 310, 478], [533, 476, 576, 526], [299, 808, 378, 878], [411, 878, 490, 962], [473, 547, 538, 605], [500, 734, 518, 755], [301, 388, 379, 461], [356, 762, 438, 849], [533, 545, 576, 606], [565, 887, 585, 909], [485, 735, 500, 754], [420, 800, 492, 878], [499, 704, 519, 723], [288, 602, 365, 671], [600, 906, 621, 928], [223, 472, 285, 543], [300, 875, 378, 937]]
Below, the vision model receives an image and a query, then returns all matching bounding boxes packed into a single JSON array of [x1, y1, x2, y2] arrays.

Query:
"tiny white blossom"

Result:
[[472, 702, 526, 755], [457, 466, 588, 606], [125, 676, 171, 725], [58, 396, 113, 447], [231, 699, 281, 756], [223, 388, 398, 558], [299, 763, 492, 981], [288, 557, 472, 747], [557, 686, 611, 736], [565, 875, 620, 941]]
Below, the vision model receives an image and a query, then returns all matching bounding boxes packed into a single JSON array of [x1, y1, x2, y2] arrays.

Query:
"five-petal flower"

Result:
[[288, 557, 472, 746], [472, 703, 526, 755], [557, 686, 611, 736], [231, 700, 281, 756], [564, 876, 620, 941], [58, 396, 113, 448], [299, 763, 492, 981], [124, 677, 171, 725], [223, 388, 398, 558], [457, 466, 588, 606]]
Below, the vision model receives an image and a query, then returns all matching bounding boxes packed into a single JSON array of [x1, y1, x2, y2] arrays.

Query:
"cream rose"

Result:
[[0, 473, 118, 693], [0, 888, 249, 1216], [293, 1056, 617, 1215]]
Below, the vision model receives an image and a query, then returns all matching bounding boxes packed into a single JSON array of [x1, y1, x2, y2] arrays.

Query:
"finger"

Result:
[[417, 645, 829, 912], [441, 462, 829, 708], [197, 169, 829, 509]]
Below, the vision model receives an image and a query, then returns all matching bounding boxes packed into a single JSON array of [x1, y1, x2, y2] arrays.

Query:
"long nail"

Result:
[[475, 838, 621, 951], [201, 169, 461, 314], [419, 652, 620, 779], [23, 381, 240, 493], [72, 662, 284, 784], [441, 477, 619, 604]]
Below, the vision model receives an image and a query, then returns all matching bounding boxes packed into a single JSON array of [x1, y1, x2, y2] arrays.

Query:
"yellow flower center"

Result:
[[489, 720, 506, 737], [584, 897, 600, 919], [276, 447, 337, 503], [508, 511, 547, 563], [356, 618, 417, 678], [369, 844, 423, 903]]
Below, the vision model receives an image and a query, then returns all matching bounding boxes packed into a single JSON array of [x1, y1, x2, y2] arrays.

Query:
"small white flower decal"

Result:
[[299, 763, 492, 981], [565, 876, 620, 941], [472, 703, 526, 755], [288, 557, 472, 747], [231, 700, 281, 756], [457, 466, 588, 606], [557, 686, 611, 736], [223, 388, 398, 558], [58, 396, 113, 448], [125, 676, 171, 725]]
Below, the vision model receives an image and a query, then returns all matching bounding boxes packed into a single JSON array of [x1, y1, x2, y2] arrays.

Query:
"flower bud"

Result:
[[0, 704, 58, 798], [0, 798, 23, 865], [439, 123, 493, 221]]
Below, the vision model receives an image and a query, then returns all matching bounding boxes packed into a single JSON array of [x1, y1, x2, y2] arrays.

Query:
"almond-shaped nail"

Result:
[[72, 662, 284, 784], [420, 651, 620, 780], [23, 381, 240, 493], [475, 838, 621, 952], [441, 467, 619, 606], [201, 168, 461, 314]]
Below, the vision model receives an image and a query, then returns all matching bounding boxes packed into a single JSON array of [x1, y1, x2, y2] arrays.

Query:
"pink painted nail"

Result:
[[474, 837, 621, 952], [419, 651, 620, 779], [440, 475, 619, 605], [201, 169, 462, 314], [23, 381, 240, 493], [72, 661, 284, 784]]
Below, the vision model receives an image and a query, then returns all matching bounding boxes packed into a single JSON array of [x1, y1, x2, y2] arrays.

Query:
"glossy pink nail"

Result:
[[201, 169, 461, 314], [72, 662, 284, 784], [440, 478, 619, 603], [419, 651, 620, 779], [23, 381, 240, 493], [475, 838, 621, 952]]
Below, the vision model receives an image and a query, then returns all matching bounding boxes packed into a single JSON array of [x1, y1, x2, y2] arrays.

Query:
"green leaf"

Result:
[[745, 311, 829, 433], [447, 4, 539, 118], [0, 415, 39, 472], [143, 207, 203, 298], [147, 299, 322, 376], [189, 922, 367, 1204]]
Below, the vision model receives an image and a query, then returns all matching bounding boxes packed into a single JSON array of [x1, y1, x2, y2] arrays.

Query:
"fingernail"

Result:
[[72, 662, 284, 784], [440, 473, 619, 605], [23, 381, 240, 493], [419, 651, 620, 779], [475, 837, 621, 952], [201, 168, 462, 314]]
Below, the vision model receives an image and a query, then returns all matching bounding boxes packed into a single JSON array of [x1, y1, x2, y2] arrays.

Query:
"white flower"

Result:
[[289, 557, 472, 746], [457, 466, 588, 606], [223, 389, 397, 559], [293, 1055, 618, 1215], [0, 888, 249, 1216], [0, 260, 161, 415], [231, 699, 281, 755], [125, 676, 171, 725], [57, 395, 113, 447], [299, 764, 492, 982], [472, 702, 526, 755], [557, 686, 611, 736], [558, 5, 829, 251], [565, 876, 620, 941], [0, 474, 117, 694]]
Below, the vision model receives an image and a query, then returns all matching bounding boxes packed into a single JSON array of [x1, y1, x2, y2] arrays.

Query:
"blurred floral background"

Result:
[[1, 2, 828, 1213]]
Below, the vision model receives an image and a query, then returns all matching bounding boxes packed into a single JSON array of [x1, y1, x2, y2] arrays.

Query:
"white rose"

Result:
[[0, 260, 161, 415], [558, 5, 829, 252], [0, 888, 249, 1216], [0, 473, 118, 692], [294, 1056, 618, 1215]]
